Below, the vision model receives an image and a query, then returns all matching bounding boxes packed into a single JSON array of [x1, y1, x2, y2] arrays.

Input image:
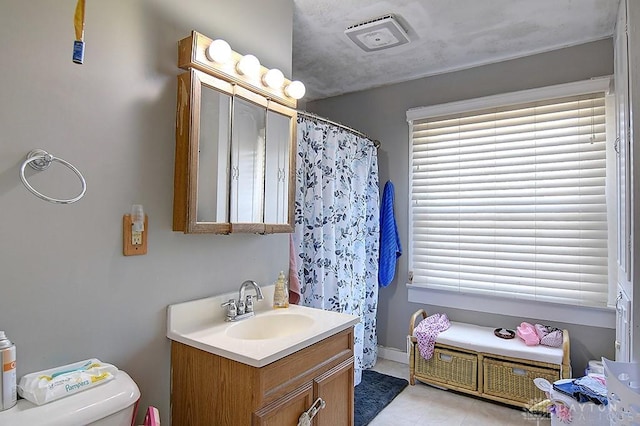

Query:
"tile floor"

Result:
[[368, 358, 551, 426]]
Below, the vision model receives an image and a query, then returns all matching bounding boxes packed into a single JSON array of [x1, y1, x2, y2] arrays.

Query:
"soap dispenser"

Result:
[[273, 271, 289, 308]]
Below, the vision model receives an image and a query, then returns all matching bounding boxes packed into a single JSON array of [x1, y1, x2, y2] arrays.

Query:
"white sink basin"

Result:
[[167, 287, 359, 367], [226, 313, 315, 340]]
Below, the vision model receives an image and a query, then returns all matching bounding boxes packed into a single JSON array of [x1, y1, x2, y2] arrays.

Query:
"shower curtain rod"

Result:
[[297, 110, 381, 148]]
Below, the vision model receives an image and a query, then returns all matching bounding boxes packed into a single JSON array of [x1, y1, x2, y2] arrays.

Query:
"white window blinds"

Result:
[[409, 92, 609, 308]]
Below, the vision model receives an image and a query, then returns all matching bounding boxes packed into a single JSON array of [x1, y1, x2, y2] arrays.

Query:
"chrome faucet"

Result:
[[221, 280, 264, 321], [239, 280, 264, 313]]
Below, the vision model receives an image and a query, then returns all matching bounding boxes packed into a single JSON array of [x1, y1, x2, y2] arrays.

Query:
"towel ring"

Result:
[[19, 149, 87, 204]]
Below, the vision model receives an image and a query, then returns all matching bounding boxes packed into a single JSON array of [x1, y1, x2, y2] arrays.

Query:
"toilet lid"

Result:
[[0, 370, 140, 426]]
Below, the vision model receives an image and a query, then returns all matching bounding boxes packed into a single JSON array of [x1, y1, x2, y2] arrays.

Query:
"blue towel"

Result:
[[378, 180, 402, 287]]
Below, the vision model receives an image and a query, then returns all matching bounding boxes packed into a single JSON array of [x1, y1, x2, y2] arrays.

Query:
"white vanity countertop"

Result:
[[166, 286, 359, 367]]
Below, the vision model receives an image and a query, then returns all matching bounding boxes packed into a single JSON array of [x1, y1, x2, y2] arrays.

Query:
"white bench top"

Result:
[[415, 321, 564, 366]]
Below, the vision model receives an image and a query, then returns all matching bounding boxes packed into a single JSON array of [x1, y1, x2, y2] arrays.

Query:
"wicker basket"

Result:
[[483, 357, 560, 404], [415, 346, 478, 391]]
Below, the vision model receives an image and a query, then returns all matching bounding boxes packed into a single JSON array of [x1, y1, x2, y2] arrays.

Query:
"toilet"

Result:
[[0, 370, 140, 425]]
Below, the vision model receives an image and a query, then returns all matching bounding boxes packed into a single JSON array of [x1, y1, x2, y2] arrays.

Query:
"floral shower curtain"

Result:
[[292, 116, 380, 386]]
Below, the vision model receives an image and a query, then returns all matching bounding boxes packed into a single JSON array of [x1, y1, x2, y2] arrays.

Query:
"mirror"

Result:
[[173, 68, 296, 234], [230, 96, 266, 224], [264, 109, 292, 225], [197, 78, 231, 224]]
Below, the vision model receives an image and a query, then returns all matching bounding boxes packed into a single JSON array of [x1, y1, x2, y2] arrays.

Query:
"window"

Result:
[[407, 79, 615, 317]]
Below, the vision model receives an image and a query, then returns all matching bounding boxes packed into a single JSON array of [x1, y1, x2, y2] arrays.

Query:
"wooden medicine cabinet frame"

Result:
[[173, 31, 297, 234]]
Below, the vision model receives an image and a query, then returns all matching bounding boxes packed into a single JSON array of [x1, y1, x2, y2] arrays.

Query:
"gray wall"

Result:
[[0, 0, 292, 423], [307, 39, 617, 373]]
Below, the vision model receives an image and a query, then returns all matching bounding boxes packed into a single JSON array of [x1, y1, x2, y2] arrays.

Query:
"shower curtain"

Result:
[[292, 116, 380, 386]]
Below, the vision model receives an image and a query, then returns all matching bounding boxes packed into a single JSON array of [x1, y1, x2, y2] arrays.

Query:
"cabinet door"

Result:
[[615, 0, 632, 288], [253, 382, 314, 426], [230, 96, 266, 224], [174, 69, 234, 234], [314, 357, 354, 426], [264, 109, 292, 225]]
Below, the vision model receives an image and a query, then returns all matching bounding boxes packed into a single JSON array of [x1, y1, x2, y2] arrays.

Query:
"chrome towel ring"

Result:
[[19, 149, 87, 204]]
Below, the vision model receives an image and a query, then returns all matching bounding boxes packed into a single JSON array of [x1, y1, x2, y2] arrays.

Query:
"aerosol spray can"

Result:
[[0, 331, 17, 411]]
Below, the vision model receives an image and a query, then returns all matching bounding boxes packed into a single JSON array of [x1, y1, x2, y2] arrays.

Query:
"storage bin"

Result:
[[415, 346, 478, 391], [484, 357, 558, 404]]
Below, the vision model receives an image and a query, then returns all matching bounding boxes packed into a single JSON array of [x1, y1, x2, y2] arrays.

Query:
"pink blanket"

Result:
[[414, 313, 450, 360]]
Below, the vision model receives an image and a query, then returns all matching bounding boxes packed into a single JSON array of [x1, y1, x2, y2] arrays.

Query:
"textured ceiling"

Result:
[[293, 0, 619, 101]]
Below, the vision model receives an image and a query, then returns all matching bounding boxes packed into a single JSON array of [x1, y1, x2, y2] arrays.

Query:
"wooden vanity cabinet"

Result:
[[254, 357, 354, 426], [170, 327, 354, 426]]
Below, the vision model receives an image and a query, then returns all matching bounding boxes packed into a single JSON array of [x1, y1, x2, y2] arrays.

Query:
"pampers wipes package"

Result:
[[18, 358, 117, 405]]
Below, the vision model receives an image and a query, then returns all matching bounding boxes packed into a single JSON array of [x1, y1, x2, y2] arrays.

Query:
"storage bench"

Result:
[[408, 309, 571, 409]]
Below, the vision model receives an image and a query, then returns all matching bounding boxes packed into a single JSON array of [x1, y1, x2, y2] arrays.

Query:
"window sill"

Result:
[[407, 284, 616, 329]]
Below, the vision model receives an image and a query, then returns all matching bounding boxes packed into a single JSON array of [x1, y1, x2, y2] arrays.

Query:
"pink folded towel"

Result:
[[288, 234, 301, 304], [516, 322, 539, 346]]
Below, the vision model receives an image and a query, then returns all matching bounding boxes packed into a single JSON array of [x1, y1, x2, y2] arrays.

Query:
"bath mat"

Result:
[[354, 369, 408, 426]]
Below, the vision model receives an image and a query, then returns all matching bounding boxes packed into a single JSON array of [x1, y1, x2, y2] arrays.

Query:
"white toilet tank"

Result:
[[0, 370, 140, 426]]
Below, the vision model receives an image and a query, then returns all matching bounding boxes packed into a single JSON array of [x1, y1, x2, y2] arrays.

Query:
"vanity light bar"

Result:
[[178, 31, 304, 108]]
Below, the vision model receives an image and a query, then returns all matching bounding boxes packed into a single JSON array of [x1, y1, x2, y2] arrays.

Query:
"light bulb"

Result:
[[262, 68, 285, 89], [206, 39, 232, 64], [285, 80, 306, 99], [236, 54, 261, 77], [131, 204, 145, 232]]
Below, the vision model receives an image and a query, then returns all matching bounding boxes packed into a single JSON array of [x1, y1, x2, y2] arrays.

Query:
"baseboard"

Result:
[[377, 345, 408, 364]]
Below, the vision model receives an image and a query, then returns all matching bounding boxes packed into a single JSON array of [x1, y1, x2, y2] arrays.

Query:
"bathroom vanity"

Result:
[[167, 295, 359, 425], [171, 328, 353, 425]]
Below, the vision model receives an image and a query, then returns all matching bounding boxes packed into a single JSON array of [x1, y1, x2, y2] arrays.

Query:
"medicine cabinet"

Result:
[[173, 31, 297, 234]]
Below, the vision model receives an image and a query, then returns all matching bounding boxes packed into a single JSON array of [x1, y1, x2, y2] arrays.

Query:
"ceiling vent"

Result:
[[344, 14, 410, 52]]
